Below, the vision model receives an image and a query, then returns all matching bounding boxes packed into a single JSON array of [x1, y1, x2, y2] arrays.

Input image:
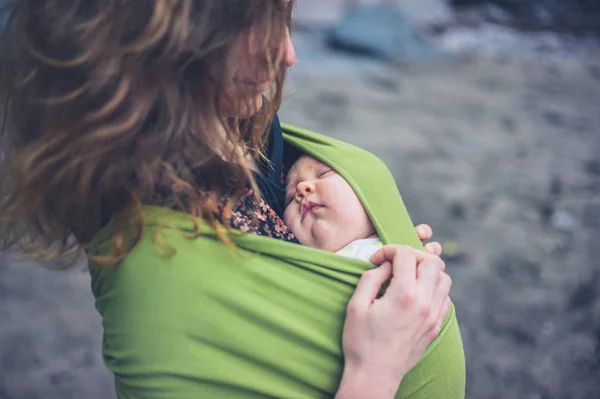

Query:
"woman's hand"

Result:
[[415, 224, 442, 256], [335, 246, 452, 399]]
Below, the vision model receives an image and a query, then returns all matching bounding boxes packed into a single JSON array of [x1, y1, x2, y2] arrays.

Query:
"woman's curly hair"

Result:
[[0, 0, 294, 265]]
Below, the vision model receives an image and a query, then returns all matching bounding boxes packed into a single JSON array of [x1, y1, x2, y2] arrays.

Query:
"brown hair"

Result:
[[0, 0, 294, 265]]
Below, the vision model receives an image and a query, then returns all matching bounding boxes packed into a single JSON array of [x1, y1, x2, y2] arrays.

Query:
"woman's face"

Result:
[[225, 23, 296, 118]]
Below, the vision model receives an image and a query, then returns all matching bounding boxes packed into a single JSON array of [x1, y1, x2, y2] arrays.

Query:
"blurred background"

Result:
[[1, 1, 599, 398]]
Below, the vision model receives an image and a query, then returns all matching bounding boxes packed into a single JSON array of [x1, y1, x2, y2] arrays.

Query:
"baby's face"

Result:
[[283, 155, 375, 252]]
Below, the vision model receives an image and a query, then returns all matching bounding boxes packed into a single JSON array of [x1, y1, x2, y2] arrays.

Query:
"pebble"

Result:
[[41, 326, 55, 342], [551, 210, 575, 230], [443, 240, 461, 258]]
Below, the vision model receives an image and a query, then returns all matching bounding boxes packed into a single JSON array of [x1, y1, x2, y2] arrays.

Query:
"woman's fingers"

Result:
[[427, 272, 452, 330], [374, 246, 419, 301], [415, 224, 433, 241], [424, 241, 442, 256], [438, 296, 452, 326], [429, 296, 452, 342], [430, 273, 452, 313], [416, 256, 445, 312], [371, 245, 445, 305], [348, 262, 393, 313], [370, 244, 428, 266], [417, 225, 442, 256]]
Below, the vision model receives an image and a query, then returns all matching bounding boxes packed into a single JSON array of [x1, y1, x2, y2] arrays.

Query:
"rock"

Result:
[[325, 3, 442, 61], [551, 210, 575, 230], [590, 65, 600, 81], [41, 326, 55, 342], [1, 333, 43, 373], [317, 91, 348, 107], [364, 75, 401, 93], [543, 109, 565, 127], [292, 0, 345, 27], [594, 326, 600, 368], [515, 146, 528, 159], [538, 200, 554, 224], [568, 273, 599, 310], [485, 313, 537, 346], [583, 160, 600, 177], [582, 204, 600, 230], [499, 115, 517, 134], [448, 0, 600, 33], [480, 3, 512, 24], [48, 370, 75, 386], [441, 240, 469, 265], [494, 254, 541, 284], [549, 175, 562, 197], [448, 202, 467, 219], [0, 0, 10, 34], [399, 0, 454, 26]]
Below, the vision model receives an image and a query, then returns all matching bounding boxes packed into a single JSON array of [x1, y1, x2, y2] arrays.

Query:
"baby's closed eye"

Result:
[[319, 169, 334, 178]]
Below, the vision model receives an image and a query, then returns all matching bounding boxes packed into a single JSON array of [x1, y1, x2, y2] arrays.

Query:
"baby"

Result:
[[283, 155, 440, 261]]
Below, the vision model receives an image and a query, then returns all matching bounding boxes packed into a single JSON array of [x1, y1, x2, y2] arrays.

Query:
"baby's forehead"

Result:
[[287, 155, 325, 181]]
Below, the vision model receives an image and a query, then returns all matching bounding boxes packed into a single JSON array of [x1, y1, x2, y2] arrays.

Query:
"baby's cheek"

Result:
[[338, 204, 372, 236], [282, 207, 294, 229], [283, 208, 306, 245]]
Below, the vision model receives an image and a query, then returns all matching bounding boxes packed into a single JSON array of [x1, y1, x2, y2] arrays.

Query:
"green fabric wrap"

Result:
[[89, 125, 466, 398]]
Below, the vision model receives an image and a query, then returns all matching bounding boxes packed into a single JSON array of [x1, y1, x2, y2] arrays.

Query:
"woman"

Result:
[[0, 1, 465, 398]]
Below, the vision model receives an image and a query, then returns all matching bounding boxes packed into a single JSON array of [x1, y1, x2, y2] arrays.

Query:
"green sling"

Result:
[[89, 124, 466, 398]]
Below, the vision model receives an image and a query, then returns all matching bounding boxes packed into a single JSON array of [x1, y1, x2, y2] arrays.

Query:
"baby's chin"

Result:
[[311, 223, 350, 252], [287, 218, 350, 252]]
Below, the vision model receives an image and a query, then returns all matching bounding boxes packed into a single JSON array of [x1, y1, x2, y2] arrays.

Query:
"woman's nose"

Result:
[[283, 28, 296, 68], [295, 181, 314, 201]]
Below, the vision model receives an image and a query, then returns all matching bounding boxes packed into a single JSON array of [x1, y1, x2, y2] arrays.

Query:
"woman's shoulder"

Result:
[[88, 207, 244, 310], [89, 208, 216, 271]]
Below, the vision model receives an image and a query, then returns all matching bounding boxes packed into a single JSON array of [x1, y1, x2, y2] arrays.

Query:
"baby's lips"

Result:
[[301, 202, 323, 220]]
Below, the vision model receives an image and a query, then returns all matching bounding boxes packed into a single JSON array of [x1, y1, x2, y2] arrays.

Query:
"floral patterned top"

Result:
[[211, 187, 298, 242], [211, 115, 299, 244]]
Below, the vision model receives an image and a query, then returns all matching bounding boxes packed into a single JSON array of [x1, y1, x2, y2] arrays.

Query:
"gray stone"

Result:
[[325, 3, 442, 61], [0, 0, 10, 34], [400, 0, 453, 25], [449, 0, 600, 33]]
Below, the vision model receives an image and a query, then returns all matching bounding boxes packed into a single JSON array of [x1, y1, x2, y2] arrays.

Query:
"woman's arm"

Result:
[[334, 246, 454, 399]]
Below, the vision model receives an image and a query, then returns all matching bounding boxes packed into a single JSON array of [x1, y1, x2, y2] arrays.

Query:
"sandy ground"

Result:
[[2, 5, 600, 398], [0, 253, 115, 399], [280, 51, 600, 398]]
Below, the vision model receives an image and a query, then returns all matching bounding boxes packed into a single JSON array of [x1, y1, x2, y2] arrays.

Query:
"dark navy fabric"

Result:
[[254, 115, 287, 216]]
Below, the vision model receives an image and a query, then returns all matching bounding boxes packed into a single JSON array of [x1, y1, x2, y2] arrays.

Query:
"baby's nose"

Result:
[[295, 181, 314, 199]]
